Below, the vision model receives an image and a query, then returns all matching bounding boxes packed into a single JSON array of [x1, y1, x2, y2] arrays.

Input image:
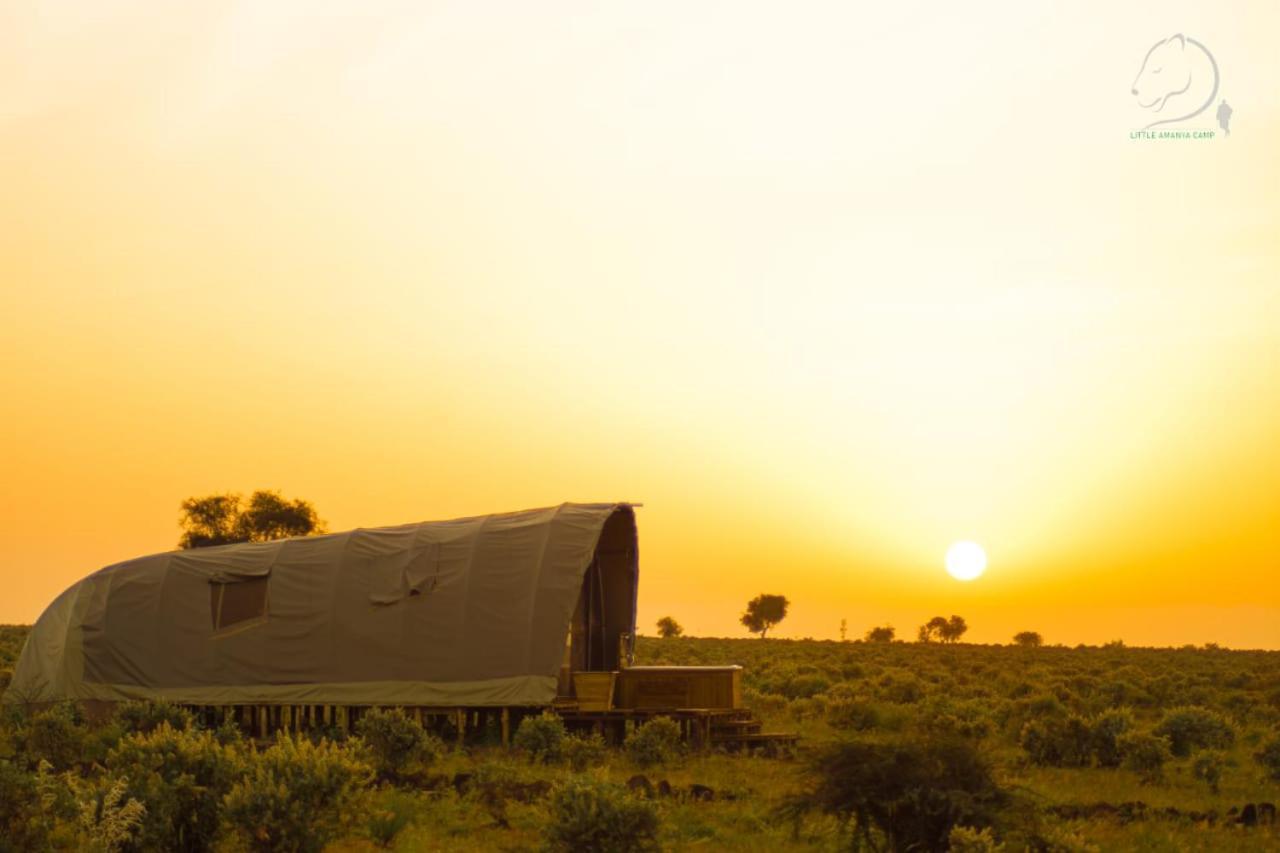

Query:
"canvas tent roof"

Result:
[[5, 502, 639, 707]]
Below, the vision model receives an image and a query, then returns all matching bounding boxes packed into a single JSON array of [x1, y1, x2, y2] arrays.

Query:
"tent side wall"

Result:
[[4, 503, 639, 708]]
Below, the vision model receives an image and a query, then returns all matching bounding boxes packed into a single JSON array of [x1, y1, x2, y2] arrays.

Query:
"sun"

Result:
[[945, 541, 987, 581]]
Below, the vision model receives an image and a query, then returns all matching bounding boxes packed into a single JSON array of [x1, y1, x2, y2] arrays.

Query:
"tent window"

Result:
[[210, 577, 269, 635]]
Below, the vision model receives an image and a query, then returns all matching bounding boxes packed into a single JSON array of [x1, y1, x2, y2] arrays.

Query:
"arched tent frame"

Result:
[[6, 503, 640, 709]]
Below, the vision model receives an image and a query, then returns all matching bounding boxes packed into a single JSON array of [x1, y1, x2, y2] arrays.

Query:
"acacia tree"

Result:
[[939, 615, 968, 644], [1013, 631, 1043, 648], [179, 490, 325, 549], [918, 616, 949, 643], [656, 616, 684, 638], [865, 625, 896, 643], [740, 594, 789, 639]]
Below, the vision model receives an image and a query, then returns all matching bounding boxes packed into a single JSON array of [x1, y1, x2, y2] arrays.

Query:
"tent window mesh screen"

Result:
[[210, 577, 269, 633]]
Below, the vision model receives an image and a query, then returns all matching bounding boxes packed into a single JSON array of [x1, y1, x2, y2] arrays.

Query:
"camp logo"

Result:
[[1129, 34, 1232, 140]]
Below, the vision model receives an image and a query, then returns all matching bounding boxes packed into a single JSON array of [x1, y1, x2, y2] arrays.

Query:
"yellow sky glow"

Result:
[[2, 1, 1278, 647]]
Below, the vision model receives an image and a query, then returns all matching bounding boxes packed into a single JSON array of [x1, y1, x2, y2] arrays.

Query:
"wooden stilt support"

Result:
[[455, 708, 466, 747], [501, 708, 510, 748]]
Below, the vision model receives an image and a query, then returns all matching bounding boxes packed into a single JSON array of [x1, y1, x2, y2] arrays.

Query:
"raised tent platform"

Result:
[[6, 501, 796, 751]]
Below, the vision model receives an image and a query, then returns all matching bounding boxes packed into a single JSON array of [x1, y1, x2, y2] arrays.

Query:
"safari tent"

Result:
[[4, 503, 640, 708]]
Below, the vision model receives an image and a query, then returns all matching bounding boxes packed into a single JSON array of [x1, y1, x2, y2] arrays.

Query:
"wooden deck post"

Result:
[[455, 708, 466, 747], [501, 707, 510, 747]]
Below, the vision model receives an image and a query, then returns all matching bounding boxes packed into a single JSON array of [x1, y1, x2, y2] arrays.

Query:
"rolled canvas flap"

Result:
[[368, 534, 441, 604]]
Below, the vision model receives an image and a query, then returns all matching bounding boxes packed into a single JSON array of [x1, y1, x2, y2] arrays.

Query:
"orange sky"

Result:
[[2, 1, 1278, 648]]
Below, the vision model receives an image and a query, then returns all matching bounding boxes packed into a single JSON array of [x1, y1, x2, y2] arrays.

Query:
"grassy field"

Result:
[[2, 625, 1279, 851]]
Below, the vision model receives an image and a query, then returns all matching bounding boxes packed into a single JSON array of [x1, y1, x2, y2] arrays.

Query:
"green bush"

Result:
[[827, 698, 880, 732], [0, 759, 49, 851], [513, 712, 567, 764], [789, 696, 826, 722], [1020, 715, 1091, 767], [221, 734, 373, 853], [355, 708, 444, 781], [114, 700, 194, 735], [1117, 731, 1169, 783], [25, 704, 87, 771], [363, 788, 417, 848], [749, 692, 789, 715], [1254, 735, 1280, 781], [781, 673, 830, 699], [1191, 749, 1226, 793], [51, 771, 149, 853], [104, 722, 240, 845], [625, 717, 682, 768], [949, 824, 1005, 852], [919, 697, 992, 740], [106, 722, 241, 852], [542, 776, 660, 853], [1152, 706, 1234, 757], [562, 732, 607, 772], [780, 737, 1007, 853], [1089, 708, 1134, 768]]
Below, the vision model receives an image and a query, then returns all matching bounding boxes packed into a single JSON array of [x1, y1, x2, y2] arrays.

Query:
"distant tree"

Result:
[[839, 618, 848, 642], [177, 494, 243, 548], [740, 594, 789, 639], [656, 616, 683, 638], [939, 615, 968, 644], [179, 490, 325, 549], [918, 616, 949, 643], [865, 625, 895, 643], [1013, 631, 1043, 648]]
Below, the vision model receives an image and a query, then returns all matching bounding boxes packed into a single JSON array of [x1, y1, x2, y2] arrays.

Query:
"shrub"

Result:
[[25, 704, 87, 771], [780, 737, 1007, 853], [0, 758, 49, 851], [1254, 735, 1280, 781], [878, 672, 924, 704], [749, 692, 789, 716], [513, 712, 567, 764], [1089, 708, 1134, 768], [355, 708, 444, 781], [1117, 732, 1169, 783], [221, 734, 373, 853], [542, 776, 660, 853], [1020, 715, 1091, 767], [789, 696, 827, 722], [364, 788, 417, 848], [919, 697, 992, 740], [114, 700, 194, 735], [562, 732, 607, 772], [949, 824, 1005, 852], [827, 698, 880, 732], [106, 723, 241, 852], [625, 717, 682, 768], [1152, 706, 1234, 757], [1191, 750, 1226, 794], [782, 673, 830, 699], [62, 773, 148, 853]]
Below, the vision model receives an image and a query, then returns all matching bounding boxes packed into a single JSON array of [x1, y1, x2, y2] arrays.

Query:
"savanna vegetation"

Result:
[[3, 623, 1279, 851]]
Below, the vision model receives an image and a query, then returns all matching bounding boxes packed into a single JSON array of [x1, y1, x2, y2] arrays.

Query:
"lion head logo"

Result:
[[1131, 34, 1219, 129]]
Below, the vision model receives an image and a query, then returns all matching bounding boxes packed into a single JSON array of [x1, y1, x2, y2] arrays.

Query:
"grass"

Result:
[[4, 625, 1280, 850]]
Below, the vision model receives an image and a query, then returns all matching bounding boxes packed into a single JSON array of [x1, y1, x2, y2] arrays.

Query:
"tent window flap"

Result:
[[210, 577, 269, 634]]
